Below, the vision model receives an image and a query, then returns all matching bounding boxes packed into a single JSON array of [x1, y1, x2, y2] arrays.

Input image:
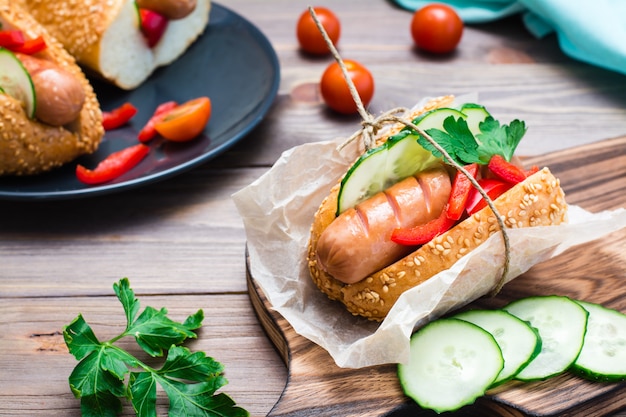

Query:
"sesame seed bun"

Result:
[[0, 1, 103, 176], [307, 97, 569, 321], [18, 0, 211, 90]]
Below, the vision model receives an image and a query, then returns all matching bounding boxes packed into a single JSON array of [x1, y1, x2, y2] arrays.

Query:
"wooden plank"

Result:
[[247, 135, 626, 416], [0, 294, 286, 416], [0, 167, 265, 297]]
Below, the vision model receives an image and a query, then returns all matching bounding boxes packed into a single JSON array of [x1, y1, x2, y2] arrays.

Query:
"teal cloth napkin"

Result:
[[393, 0, 626, 76]]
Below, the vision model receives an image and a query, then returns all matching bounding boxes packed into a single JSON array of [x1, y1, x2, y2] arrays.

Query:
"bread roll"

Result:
[[18, 0, 211, 90], [0, 1, 103, 176], [307, 98, 568, 321]]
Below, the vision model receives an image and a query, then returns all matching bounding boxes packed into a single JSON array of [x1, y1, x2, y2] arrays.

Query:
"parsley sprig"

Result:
[[63, 278, 249, 417], [417, 113, 527, 165]]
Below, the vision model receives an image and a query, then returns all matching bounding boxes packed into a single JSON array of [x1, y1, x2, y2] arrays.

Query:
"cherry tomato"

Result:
[[465, 178, 513, 216], [320, 60, 374, 114], [410, 4, 463, 54], [296, 7, 340, 55], [154, 97, 211, 142]]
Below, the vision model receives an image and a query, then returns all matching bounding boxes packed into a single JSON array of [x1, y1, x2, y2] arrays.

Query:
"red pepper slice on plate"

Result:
[[102, 102, 138, 130], [139, 8, 168, 48], [488, 154, 527, 184], [391, 210, 456, 246], [76, 143, 150, 185], [445, 163, 479, 221], [465, 178, 513, 216], [11, 35, 46, 54], [0, 30, 25, 49], [137, 100, 178, 142]]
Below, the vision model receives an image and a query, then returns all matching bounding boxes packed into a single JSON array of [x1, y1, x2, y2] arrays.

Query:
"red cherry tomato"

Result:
[[296, 7, 340, 55], [410, 3, 464, 54], [154, 97, 211, 142], [320, 60, 374, 114], [465, 178, 513, 216]]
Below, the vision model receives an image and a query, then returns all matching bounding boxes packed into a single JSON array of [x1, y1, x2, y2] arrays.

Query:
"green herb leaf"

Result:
[[476, 117, 527, 162], [65, 278, 248, 417], [127, 306, 201, 357], [64, 314, 102, 361], [113, 278, 140, 330], [418, 116, 482, 166], [79, 392, 122, 417], [416, 111, 527, 166]]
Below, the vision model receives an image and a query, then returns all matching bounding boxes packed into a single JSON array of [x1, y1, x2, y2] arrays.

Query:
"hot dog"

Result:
[[17, 0, 211, 90], [316, 166, 451, 284], [307, 96, 568, 321], [0, 1, 103, 176]]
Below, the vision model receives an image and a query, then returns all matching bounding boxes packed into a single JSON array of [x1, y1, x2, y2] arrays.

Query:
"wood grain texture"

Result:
[[248, 136, 626, 417]]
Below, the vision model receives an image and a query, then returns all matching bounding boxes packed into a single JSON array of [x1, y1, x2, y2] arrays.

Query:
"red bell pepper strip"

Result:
[[139, 8, 168, 48], [391, 210, 456, 246], [76, 143, 150, 185], [465, 178, 513, 216], [445, 163, 479, 221], [137, 101, 178, 142], [0, 30, 25, 49], [487, 154, 527, 184], [102, 102, 138, 130], [10, 35, 46, 54], [525, 165, 540, 177]]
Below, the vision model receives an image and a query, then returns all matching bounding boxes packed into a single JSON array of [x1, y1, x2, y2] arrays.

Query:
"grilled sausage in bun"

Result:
[[307, 96, 568, 321]]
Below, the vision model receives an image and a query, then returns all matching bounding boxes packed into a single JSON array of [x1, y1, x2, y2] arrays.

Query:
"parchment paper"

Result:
[[232, 103, 626, 369]]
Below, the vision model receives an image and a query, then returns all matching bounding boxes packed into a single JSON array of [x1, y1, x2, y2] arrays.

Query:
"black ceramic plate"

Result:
[[0, 3, 280, 200]]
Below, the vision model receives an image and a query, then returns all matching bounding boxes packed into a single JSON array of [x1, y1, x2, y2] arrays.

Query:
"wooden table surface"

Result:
[[2, 1, 626, 416]]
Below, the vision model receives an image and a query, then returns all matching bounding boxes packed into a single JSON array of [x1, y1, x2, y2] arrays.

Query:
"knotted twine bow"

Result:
[[308, 6, 510, 295]]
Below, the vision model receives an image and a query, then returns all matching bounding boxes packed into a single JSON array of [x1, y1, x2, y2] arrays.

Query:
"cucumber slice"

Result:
[[0, 47, 36, 118], [504, 296, 588, 381], [454, 309, 542, 386], [398, 318, 504, 413], [572, 301, 626, 382], [460, 103, 491, 137], [336, 107, 464, 214]]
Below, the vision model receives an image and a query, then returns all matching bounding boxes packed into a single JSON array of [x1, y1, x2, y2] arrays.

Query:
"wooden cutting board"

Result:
[[247, 136, 626, 417]]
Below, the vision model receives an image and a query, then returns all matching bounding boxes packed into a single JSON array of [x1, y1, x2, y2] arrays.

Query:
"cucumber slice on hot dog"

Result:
[[337, 107, 469, 215], [0, 47, 36, 118]]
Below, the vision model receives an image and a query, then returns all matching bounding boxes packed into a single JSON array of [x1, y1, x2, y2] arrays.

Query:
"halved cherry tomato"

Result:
[[465, 178, 513, 216], [410, 4, 464, 54], [139, 8, 168, 48], [296, 7, 340, 55], [320, 59, 374, 114], [446, 163, 479, 221], [76, 143, 150, 185], [154, 97, 211, 142], [137, 100, 178, 142], [391, 209, 456, 246], [488, 154, 527, 184], [102, 102, 138, 130]]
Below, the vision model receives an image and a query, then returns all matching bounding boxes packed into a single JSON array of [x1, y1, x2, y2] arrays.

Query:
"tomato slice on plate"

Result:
[[154, 97, 211, 142], [466, 178, 513, 216]]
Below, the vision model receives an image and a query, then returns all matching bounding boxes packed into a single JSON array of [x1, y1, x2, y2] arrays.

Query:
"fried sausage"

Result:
[[135, 0, 197, 20], [16, 53, 85, 127], [316, 166, 452, 284]]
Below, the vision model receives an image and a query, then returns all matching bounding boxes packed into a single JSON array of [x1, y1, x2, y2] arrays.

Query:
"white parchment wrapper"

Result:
[[232, 104, 626, 369]]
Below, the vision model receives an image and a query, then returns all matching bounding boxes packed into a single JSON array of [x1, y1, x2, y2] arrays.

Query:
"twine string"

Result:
[[308, 6, 510, 295]]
